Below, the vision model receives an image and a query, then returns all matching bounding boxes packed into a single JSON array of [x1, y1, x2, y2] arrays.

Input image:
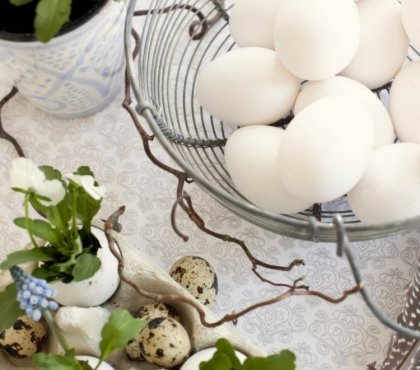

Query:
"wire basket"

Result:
[[126, 0, 420, 242]]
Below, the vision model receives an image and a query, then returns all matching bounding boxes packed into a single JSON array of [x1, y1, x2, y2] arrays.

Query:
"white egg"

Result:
[[229, 0, 282, 49], [76, 355, 115, 370], [277, 97, 374, 203], [341, 0, 409, 89], [389, 61, 420, 143], [195, 47, 300, 125], [273, 0, 360, 81], [294, 76, 395, 148], [348, 143, 420, 224], [401, 0, 420, 51], [181, 347, 247, 370], [225, 126, 311, 213]]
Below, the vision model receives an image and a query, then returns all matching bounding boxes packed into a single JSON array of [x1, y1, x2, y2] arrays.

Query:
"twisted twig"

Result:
[[0, 87, 24, 157], [104, 207, 361, 328]]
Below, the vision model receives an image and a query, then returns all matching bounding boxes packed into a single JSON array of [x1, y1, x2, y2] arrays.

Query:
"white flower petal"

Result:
[[10, 158, 45, 192], [37, 179, 66, 206], [80, 176, 105, 200], [66, 173, 83, 186]]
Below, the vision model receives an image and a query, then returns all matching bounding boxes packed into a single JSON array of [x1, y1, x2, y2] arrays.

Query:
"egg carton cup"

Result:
[[0, 226, 265, 370], [125, 0, 420, 243]]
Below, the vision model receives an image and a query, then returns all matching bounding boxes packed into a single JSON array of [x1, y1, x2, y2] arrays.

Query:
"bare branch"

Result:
[[0, 87, 25, 157]]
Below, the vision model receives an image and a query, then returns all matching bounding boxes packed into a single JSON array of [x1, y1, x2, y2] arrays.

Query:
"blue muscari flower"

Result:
[[10, 266, 59, 321]]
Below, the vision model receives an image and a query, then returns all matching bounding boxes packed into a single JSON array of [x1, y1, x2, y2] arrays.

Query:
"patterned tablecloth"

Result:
[[0, 1, 419, 369]]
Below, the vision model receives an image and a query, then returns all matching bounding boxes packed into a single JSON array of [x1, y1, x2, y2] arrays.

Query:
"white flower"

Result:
[[67, 174, 105, 201], [10, 158, 65, 206]]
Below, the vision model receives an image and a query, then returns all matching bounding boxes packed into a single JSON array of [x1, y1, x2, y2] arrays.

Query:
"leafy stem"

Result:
[[71, 189, 78, 239], [24, 192, 40, 248]]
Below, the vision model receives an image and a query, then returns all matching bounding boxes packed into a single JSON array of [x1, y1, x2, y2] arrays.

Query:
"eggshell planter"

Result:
[[0, 224, 265, 369], [50, 227, 120, 307], [0, 0, 128, 118]]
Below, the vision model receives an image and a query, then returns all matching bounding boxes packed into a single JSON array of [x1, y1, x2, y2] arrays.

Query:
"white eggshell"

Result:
[[277, 97, 375, 203], [389, 61, 420, 143], [348, 143, 420, 224], [273, 0, 360, 81], [181, 347, 247, 370], [294, 76, 395, 148], [76, 355, 115, 370], [341, 0, 409, 89], [195, 47, 300, 125], [401, 0, 420, 51], [225, 126, 311, 213], [229, 0, 282, 49], [51, 227, 120, 307]]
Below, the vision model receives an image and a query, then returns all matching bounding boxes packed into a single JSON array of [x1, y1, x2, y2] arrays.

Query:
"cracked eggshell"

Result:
[[348, 143, 420, 224], [0, 316, 47, 359], [125, 303, 181, 361], [139, 317, 191, 368], [195, 47, 300, 125], [170, 256, 218, 307], [273, 0, 360, 81], [225, 126, 311, 213], [401, 0, 420, 51], [389, 61, 420, 143], [294, 76, 395, 148], [341, 0, 409, 89], [277, 96, 375, 203], [229, 0, 282, 49], [181, 347, 247, 370]]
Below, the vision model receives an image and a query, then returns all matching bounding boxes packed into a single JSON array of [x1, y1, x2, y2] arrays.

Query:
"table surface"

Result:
[[1, 2, 419, 369]]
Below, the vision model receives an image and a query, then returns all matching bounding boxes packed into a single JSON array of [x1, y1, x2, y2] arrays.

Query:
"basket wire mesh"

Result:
[[126, 0, 420, 242]]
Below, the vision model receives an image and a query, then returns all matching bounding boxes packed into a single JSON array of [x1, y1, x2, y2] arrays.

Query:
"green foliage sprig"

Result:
[[200, 339, 296, 370], [9, 0, 73, 42]]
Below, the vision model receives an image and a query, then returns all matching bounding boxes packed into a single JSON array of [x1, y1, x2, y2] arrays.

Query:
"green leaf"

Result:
[[14, 217, 61, 245], [33, 352, 92, 370], [34, 0, 71, 43], [215, 338, 242, 370], [72, 253, 101, 282], [0, 284, 25, 332], [242, 351, 296, 370], [0, 248, 54, 270], [75, 166, 94, 177], [76, 193, 101, 230], [39, 165, 63, 181], [9, 0, 34, 5], [99, 310, 145, 360], [200, 352, 232, 370]]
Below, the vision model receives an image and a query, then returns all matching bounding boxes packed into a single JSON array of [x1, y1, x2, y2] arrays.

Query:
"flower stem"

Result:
[[42, 309, 71, 354], [24, 193, 39, 248], [71, 191, 78, 238]]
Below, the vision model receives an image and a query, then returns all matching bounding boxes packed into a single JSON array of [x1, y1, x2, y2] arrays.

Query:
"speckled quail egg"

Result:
[[125, 303, 181, 361], [0, 316, 47, 358], [139, 317, 191, 368], [169, 256, 218, 307]]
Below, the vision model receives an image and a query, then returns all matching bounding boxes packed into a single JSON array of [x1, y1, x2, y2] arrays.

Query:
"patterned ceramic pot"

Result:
[[0, 0, 128, 118]]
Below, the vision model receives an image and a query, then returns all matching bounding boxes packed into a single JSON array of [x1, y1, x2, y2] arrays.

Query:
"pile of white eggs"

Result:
[[195, 0, 420, 225]]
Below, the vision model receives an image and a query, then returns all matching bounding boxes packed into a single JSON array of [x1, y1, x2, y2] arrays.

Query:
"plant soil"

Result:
[[0, 0, 106, 37]]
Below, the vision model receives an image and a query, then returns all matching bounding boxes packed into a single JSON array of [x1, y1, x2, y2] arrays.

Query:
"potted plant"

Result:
[[0, 157, 120, 329], [0, 0, 128, 118]]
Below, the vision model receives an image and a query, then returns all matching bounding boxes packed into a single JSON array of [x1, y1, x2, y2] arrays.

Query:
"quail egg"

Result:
[[0, 316, 47, 358], [139, 317, 191, 368], [170, 256, 218, 307], [125, 303, 181, 361]]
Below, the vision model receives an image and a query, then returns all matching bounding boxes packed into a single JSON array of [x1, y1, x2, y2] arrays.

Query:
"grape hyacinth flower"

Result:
[[10, 266, 59, 321]]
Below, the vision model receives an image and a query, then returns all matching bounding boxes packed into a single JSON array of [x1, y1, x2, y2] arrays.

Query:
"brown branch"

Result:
[[104, 208, 361, 328], [0, 87, 25, 157]]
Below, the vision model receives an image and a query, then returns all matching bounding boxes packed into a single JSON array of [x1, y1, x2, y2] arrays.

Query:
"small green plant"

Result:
[[0, 158, 105, 331], [200, 339, 296, 370], [8, 0, 74, 42]]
